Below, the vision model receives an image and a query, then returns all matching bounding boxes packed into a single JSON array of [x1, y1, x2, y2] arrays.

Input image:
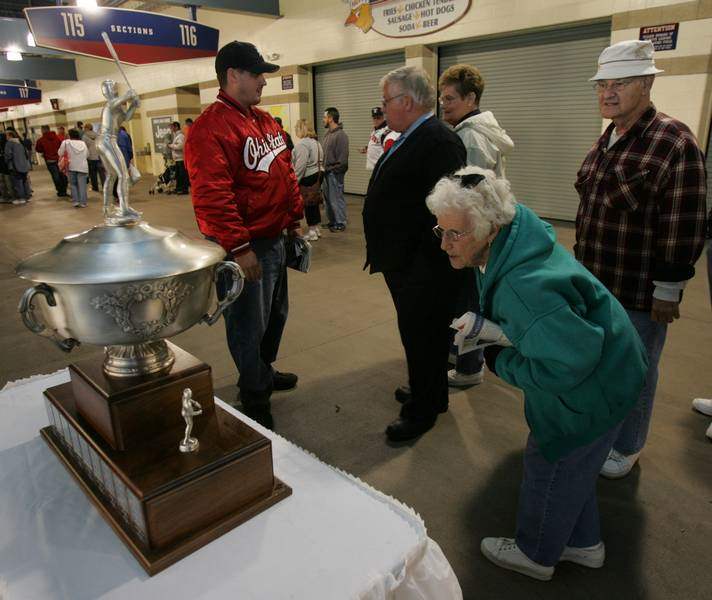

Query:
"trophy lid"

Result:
[[16, 221, 225, 284]]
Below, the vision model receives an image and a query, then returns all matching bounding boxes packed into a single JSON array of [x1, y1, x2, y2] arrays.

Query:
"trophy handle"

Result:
[[18, 284, 80, 353], [202, 261, 245, 326]]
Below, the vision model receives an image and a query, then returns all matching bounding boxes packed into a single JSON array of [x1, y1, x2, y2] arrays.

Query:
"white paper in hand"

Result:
[[450, 311, 512, 355]]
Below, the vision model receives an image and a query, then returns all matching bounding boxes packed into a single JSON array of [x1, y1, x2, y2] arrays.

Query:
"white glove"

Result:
[[450, 311, 512, 355]]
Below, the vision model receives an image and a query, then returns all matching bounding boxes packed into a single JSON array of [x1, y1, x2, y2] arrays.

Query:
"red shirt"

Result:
[[35, 131, 62, 162], [185, 90, 303, 254]]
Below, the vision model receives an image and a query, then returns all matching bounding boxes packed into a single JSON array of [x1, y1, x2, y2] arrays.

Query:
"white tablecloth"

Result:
[[0, 370, 462, 600]]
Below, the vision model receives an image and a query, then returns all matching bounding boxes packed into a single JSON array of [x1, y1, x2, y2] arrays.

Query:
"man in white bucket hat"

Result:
[[575, 40, 707, 479]]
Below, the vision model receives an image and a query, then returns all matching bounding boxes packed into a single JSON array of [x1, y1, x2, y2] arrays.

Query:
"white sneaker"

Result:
[[303, 230, 318, 241], [600, 449, 640, 479], [560, 541, 605, 568], [706, 422, 712, 440], [692, 398, 712, 417], [481, 537, 554, 581], [12, 199, 26, 205], [447, 368, 484, 389]]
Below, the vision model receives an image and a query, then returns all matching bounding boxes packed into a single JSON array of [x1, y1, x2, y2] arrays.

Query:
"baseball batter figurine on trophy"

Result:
[[97, 79, 141, 226], [179, 388, 203, 453]]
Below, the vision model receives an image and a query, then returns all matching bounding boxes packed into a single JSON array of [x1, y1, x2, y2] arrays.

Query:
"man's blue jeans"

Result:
[[516, 423, 622, 567], [323, 172, 347, 226], [45, 161, 67, 195], [216, 236, 289, 409], [611, 310, 667, 456]]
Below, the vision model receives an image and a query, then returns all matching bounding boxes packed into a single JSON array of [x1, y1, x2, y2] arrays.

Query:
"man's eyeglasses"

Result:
[[592, 78, 637, 93], [381, 93, 404, 107], [433, 225, 474, 242]]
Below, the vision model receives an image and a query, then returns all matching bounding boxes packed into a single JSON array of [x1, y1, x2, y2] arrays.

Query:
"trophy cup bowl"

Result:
[[16, 220, 244, 377]]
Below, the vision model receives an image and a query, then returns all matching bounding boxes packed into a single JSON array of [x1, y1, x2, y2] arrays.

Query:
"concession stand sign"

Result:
[[24, 6, 219, 66], [345, 0, 471, 38], [0, 84, 42, 109]]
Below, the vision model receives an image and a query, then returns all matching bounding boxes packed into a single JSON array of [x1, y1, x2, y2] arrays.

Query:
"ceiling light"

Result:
[[76, 0, 98, 7], [6, 50, 22, 61], [26, 33, 36, 47]]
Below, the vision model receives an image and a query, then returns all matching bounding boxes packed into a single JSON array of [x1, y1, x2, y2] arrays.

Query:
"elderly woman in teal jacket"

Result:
[[427, 166, 647, 581]]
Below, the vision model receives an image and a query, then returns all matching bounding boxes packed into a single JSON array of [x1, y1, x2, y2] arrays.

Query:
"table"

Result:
[[0, 370, 462, 600]]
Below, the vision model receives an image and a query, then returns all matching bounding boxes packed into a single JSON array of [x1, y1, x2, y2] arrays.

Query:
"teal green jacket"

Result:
[[477, 204, 647, 462]]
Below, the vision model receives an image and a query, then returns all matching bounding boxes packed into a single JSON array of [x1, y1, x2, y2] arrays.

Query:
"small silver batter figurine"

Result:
[[98, 79, 141, 226], [179, 388, 203, 453]]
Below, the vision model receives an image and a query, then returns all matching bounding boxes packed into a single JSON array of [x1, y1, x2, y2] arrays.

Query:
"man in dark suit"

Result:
[[363, 66, 467, 442]]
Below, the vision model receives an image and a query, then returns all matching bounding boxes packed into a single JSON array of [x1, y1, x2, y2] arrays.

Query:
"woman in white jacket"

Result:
[[438, 64, 515, 389], [58, 128, 89, 207]]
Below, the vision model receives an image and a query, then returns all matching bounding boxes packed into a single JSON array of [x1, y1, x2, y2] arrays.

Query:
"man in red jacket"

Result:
[[185, 41, 304, 429], [35, 125, 68, 197]]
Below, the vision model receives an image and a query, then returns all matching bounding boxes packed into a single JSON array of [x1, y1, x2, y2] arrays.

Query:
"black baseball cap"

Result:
[[371, 106, 384, 117], [215, 41, 279, 76]]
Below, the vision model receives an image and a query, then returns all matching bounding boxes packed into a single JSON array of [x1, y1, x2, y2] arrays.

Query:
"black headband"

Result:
[[454, 173, 485, 189]]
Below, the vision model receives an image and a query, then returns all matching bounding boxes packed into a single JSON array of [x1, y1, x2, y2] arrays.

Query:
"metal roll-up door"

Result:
[[439, 22, 611, 220], [315, 52, 404, 195], [706, 126, 712, 212]]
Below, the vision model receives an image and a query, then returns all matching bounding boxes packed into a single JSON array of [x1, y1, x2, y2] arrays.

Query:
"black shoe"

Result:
[[273, 371, 298, 391], [243, 406, 274, 430], [394, 386, 411, 404], [385, 416, 436, 442], [321, 222, 335, 229], [329, 224, 346, 232]]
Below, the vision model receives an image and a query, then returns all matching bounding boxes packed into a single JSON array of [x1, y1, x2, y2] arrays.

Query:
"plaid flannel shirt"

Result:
[[574, 105, 707, 312]]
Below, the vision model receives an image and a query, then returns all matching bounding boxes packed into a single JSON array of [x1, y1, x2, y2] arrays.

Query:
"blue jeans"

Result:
[[323, 172, 347, 226], [516, 423, 622, 567], [216, 236, 289, 408], [611, 310, 667, 455], [451, 268, 484, 375], [69, 171, 88, 206], [45, 161, 67, 195]]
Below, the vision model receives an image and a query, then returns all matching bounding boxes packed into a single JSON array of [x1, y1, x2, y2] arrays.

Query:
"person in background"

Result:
[[35, 125, 68, 198], [0, 131, 15, 203], [76, 121, 84, 131], [57, 126, 66, 141], [83, 123, 105, 192], [4, 130, 32, 204], [691, 214, 712, 440], [168, 121, 189, 195], [292, 118, 324, 241], [437, 63, 514, 391], [322, 106, 349, 232], [575, 40, 707, 479], [360, 106, 399, 171], [274, 116, 294, 154], [115, 125, 134, 200], [59, 128, 89, 208], [427, 166, 647, 580]]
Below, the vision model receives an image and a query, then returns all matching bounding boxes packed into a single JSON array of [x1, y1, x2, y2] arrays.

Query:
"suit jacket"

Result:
[[362, 115, 466, 274]]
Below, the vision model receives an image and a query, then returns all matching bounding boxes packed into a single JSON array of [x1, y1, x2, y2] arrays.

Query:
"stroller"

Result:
[[149, 158, 176, 195]]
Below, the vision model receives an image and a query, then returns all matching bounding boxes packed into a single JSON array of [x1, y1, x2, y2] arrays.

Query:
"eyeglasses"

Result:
[[438, 94, 461, 105], [381, 93, 404, 107], [433, 225, 474, 242], [592, 78, 637, 93]]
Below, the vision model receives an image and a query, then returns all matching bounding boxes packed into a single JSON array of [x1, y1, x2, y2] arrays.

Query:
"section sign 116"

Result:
[[24, 6, 219, 66]]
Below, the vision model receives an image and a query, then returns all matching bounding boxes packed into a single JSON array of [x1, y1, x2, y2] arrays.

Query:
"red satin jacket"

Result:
[[185, 90, 303, 255]]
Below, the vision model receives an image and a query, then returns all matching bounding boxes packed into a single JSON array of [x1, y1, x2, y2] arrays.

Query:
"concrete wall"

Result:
[[3, 0, 709, 172]]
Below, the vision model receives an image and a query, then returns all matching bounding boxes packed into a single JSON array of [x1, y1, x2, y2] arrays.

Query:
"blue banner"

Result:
[[24, 7, 219, 66], [0, 84, 42, 108]]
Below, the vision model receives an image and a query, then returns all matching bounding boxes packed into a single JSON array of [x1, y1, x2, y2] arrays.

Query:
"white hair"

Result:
[[380, 66, 436, 109], [426, 166, 517, 240]]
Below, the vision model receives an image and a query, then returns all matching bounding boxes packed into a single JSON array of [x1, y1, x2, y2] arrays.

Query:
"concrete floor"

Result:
[[1, 170, 711, 600]]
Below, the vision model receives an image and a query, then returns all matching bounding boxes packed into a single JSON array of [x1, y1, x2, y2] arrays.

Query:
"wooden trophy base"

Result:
[[40, 351, 291, 576]]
